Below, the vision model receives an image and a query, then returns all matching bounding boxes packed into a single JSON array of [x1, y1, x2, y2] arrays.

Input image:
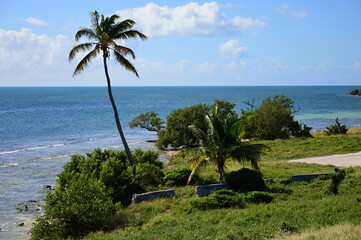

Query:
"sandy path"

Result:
[[289, 151, 361, 167]]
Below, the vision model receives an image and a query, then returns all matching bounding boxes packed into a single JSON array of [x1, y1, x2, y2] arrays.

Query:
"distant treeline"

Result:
[[349, 89, 361, 96]]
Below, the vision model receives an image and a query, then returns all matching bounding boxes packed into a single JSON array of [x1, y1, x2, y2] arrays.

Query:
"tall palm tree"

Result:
[[189, 105, 268, 182], [69, 11, 147, 167]]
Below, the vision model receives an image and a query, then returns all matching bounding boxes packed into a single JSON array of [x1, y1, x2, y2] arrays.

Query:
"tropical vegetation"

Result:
[[129, 111, 164, 132], [349, 89, 361, 96], [68, 10, 147, 165], [152, 96, 312, 149], [243, 95, 312, 140], [325, 117, 348, 135], [30, 129, 361, 239], [186, 103, 268, 182]]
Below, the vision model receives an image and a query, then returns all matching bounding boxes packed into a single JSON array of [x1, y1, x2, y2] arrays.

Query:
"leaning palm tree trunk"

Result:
[[103, 56, 134, 167]]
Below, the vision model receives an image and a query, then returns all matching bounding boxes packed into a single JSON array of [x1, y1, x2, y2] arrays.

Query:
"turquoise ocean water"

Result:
[[0, 86, 361, 239]]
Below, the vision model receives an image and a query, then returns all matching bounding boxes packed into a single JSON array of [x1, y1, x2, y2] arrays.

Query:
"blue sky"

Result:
[[0, 0, 360, 86]]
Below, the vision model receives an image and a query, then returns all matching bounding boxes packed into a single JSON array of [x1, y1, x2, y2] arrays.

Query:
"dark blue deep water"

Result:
[[1, 86, 361, 239]]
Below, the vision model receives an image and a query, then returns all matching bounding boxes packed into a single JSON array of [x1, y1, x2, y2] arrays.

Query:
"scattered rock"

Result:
[[43, 185, 53, 190], [16, 200, 41, 213], [264, 178, 276, 184]]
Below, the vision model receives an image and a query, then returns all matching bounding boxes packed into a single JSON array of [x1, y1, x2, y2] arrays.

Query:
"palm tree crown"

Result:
[[190, 105, 268, 182], [69, 11, 147, 76]]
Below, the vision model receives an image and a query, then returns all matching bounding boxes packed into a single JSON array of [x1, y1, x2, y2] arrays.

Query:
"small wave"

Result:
[[0, 162, 19, 168], [129, 140, 144, 145], [0, 143, 65, 155], [40, 154, 69, 160]]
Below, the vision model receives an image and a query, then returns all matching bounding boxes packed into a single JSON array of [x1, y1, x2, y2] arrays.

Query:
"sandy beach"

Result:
[[289, 151, 361, 167]]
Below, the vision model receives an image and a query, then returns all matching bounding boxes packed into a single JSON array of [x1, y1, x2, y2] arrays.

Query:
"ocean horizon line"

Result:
[[1, 84, 361, 88]]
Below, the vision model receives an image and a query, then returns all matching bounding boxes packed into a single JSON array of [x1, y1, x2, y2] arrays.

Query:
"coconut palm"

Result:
[[189, 105, 268, 182], [69, 11, 147, 167]]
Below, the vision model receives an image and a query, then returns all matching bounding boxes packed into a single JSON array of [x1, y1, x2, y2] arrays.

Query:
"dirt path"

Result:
[[289, 151, 361, 167]]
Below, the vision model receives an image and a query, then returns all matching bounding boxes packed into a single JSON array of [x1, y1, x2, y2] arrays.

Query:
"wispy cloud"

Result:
[[220, 40, 248, 59], [25, 17, 48, 26], [275, 4, 307, 18], [117, 2, 266, 37]]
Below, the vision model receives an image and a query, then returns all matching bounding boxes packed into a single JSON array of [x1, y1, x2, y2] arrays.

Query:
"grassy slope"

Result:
[[84, 131, 361, 240]]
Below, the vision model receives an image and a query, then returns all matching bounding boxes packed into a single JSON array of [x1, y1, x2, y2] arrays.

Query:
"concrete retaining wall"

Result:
[[132, 189, 175, 204], [290, 173, 328, 182], [195, 183, 228, 197]]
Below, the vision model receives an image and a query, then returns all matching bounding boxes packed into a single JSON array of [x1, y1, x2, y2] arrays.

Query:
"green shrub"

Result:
[[58, 148, 145, 206], [129, 111, 164, 132], [325, 117, 348, 135], [287, 120, 313, 138], [156, 103, 209, 149], [30, 177, 117, 240], [326, 170, 346, 195], [350, 89, 361, 96], [189, 189, 245, 210], [225, 168, 267, 193], [164, 168, 198, 186], [136, 163, 165, 187], [133, 148, 163, 168], [244, 191, 273, 204], [245, 95, 296, 140]]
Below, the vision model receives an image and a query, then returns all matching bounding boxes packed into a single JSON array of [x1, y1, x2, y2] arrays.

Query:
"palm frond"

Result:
[[230, 143, 269, 170], [90, 11, 100, 31], [68, 43, 96, 61], [109, 20, 133, 36], [75, 28, 98, 41], [189, 125, 207, 142], [113, 51, 139, 77], [112, 43, 136, 59], [72, 47, 100, 76], [114, 30, 148, 41]]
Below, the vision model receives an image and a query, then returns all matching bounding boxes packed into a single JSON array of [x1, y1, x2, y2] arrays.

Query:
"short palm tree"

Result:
[[189, 106, 268, 182], [69, 11, 147, 167]]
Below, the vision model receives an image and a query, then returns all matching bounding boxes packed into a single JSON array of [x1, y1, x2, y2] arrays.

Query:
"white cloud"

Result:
[[220, 40, 247, 59], [117, 2, 266, 36], [0, 28, 69, 70], [25, 17, 48, 26], [0, 28, 75, 86], [275, 4, 307, 18]]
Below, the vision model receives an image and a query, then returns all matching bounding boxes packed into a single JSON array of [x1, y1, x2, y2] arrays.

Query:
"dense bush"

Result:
[[243, 95, 312, 140], [325, 117, 348, 135], [164, 168, 197, 186], [287, 120, 313, 138], [349, 89, 361, 96], [57, 148, 166, 205], [60, 149, 137, 204], [135, 163, 165, 187], [133, 148, 163, 168], [244, 191, 273, 204], [30, 177, 118, 240], [326, 170, 346, 195], [189, 189, 245, 210], [129, 111, 164, 131], [156, 103, 209, 149], [225, 168, 267, 193]]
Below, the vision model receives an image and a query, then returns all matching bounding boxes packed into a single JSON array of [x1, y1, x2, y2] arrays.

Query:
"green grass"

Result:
[[85, 167, 361, 240], [83, 131, 361, 240], [257, 130, 361, 161]]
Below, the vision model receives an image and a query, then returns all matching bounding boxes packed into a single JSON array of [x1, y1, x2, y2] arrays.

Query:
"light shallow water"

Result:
[[0, 86, 360, 239]]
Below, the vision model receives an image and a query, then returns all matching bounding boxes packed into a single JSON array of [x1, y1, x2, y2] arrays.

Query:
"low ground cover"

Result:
[[83, 130, 361, 240], [85, 166, 361, 240]]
